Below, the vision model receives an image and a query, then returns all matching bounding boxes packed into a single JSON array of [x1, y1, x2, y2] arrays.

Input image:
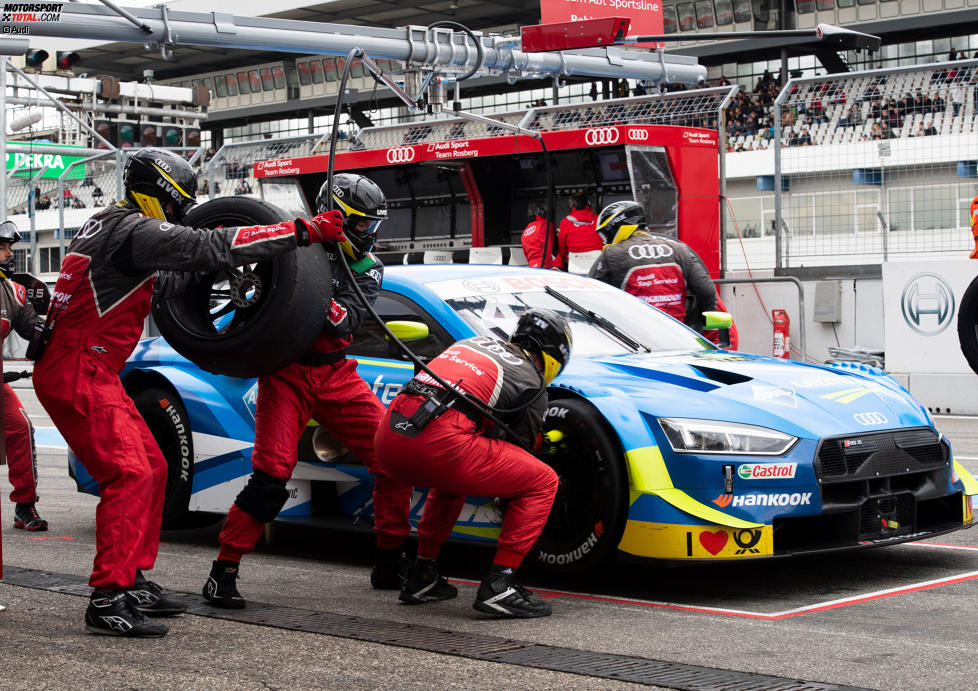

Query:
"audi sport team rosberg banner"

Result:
[[882, 259, 974, 375]]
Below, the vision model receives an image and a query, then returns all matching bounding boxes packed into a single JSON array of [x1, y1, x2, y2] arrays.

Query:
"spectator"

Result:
[[71, 197, 86, 209], [92, 185, 103, 199], [950, 83, 964, 117], [798, 128, 812, 146], [201, 179, 209, 196], [924, 120, 938, 136], [234, 180, 248, 195], [914, 122, 926, 137]]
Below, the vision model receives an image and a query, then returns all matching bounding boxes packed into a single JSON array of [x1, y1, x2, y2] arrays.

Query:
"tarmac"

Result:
[[2, 382, 978, 689]]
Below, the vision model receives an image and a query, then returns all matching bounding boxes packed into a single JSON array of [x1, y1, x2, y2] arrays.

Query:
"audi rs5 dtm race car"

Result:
[[69, 264, 977, 573]]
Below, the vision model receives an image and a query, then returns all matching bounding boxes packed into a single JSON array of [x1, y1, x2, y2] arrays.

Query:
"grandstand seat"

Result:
[[468, 246, 503, 264], [567, 250, 602, 275]]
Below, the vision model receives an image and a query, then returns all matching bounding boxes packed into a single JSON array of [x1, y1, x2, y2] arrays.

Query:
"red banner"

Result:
[[539, 0, 663, 48]]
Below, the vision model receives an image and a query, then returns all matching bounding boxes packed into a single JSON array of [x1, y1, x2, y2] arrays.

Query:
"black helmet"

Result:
[[0, 220, 20, 279], [124, 148, 197, 223], [316, 173, 387, 262], [596, 200, 646, 245], [510, 308, 573, 385]]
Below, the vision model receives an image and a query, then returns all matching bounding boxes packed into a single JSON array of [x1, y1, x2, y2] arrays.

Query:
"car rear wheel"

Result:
[[151, 196, 334, 379], [959, 274, 978, 376], [132, 386, 193, 529], [531, 398, 628, 573]]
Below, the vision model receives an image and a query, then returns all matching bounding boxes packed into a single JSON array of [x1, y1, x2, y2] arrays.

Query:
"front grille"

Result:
[[859, 492, 914, 539], [816, 428, 947, 482]]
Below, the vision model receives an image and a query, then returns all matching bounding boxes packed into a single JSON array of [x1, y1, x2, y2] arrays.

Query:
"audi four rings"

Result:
[[584, 127, 620, 145], [88, 263, 977, 574], [385, 146, 416, 163], [627, 244, 675, 260]]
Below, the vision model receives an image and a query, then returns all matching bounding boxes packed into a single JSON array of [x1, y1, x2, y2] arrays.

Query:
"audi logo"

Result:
[[627, 128, 649, 141], [584, 127, 620, 146], [386, 147, 416, 164], [853, 412, 888, 426], [627, 244, 674, 260]]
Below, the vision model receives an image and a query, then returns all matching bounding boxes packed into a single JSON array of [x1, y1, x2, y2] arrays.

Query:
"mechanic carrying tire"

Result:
[[0, 221, 48, 532], [32, 149, 345, 638], [202, 174, 416, 609], [589, 200, 719, 331], [374, 308, 573, 619]]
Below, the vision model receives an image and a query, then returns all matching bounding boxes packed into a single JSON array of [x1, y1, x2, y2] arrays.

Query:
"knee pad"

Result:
[[234, 469, 289, 522]]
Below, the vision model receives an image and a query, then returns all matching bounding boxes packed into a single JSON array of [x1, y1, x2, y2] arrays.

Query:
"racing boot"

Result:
[[370, 547, 410, 590], [474, 565, 552, 619], [127, 571, 188, 617], [85, 589, 168, 638], [13, 502, 48, 531], [398, 558, 458, 605], [202, 559, 246, 609]]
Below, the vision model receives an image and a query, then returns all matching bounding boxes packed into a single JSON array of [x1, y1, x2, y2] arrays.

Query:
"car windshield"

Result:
[[427, 273, 714, 357]]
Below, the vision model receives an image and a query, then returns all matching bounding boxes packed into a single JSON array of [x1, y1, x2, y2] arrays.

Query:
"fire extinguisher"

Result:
[[772, 309, 790, 359]]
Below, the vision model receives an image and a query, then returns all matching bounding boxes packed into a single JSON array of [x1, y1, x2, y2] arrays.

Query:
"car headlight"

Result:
[[658, 418, 797, 455]]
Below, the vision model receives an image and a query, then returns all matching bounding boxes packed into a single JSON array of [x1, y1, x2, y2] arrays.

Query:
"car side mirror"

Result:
[[702, 311, 733, 349], [385, 320, 430, 343]]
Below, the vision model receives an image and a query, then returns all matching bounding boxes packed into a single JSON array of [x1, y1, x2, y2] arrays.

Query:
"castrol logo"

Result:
[[627, 128, 649, 141], [386, 146, 415, 164], [584, 127, 619, 146]]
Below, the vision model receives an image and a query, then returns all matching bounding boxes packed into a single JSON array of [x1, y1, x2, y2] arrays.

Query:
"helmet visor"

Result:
[[339, 215, 383, 261]]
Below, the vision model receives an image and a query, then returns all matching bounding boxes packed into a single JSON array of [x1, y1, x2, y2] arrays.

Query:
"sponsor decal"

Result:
[[820, 386, 874, 405], [159, 397, 192, 482], [584, 127, 619, 146], [901, 272, 955, 335], [426, 140, 478, 160], [536, 522, 603, 565], [698, 529, 727, 555], [153, 158, 172, 173], [76, 217, 103, 240], [255, 158, 299, 176], [627, 128, 649, 141], [732, 528, 762, 554], [2, 2, 62, 23], [627, 243, 674, 260], [790, 374, 841, 388], [471, 336, 523, 366], [385, 146, 416, 164], [737, 462, 797, 480], [461, 278, 500, 294], [713, 492, 812, 507], [751, 384, 797, 408], [327, 299, 348, 326], [853, 411, 888, 426], [681, 130, 717, 145], [243, 382, 258, 420], [368, 374, 402, 406], [544, 406, 569, 420], [842, 438, 863, 448]]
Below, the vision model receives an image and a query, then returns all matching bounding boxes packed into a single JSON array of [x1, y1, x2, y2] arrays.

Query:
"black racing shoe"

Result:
[[398, 559, 458, 605], [13, 502, 48, 531], [474, 569, 552, 619], [202, 560, 246, 609], [85, 590, 168, 638], [370, 548, 410, 590], [127, 573, 187, 617]]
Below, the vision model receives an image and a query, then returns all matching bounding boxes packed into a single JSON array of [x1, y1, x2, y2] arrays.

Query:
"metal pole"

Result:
[[774, 80, 789, 272], [27, 166, 49, 276], [95, 0, 152, 34], [714, 276, 808, 362], [1, 95, 207, 120], [1, 57, 6, 223], [57, 151, 114, 260], [717, 85, 739, 276]]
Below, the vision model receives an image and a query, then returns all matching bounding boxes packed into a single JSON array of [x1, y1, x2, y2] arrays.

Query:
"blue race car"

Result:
[[70, 264, 978, 573]]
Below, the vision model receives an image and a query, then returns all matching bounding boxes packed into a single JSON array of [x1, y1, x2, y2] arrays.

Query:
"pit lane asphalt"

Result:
[[3, 382, 977, 689]]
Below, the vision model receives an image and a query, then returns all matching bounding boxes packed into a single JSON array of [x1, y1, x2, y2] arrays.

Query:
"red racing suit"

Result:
[[374, 336, 557, 569], [1, 278, 42, 504], [520, 216, 557, 269], [555, 208, 601, 269], [33, 202, 304, 590], [217, 255, 414, 562], [588, 230, 716, 325]]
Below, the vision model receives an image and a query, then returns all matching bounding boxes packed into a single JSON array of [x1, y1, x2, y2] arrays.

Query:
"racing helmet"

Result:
[[510, 308, 573, 385], [0, 220, 21, 279], [316, 173, 387, 262], [123, 148, 198, 223], [596, 200, 646, 245]]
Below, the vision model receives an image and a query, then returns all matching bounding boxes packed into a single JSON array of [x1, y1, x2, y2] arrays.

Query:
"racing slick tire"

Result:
[[152, 196, 334, 378], [531, 397, 628, 574], [132, 386, 193, 529], [959, 274, 978, 376]]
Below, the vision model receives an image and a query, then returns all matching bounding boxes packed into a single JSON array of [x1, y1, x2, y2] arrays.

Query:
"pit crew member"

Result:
[[554, 193, 601, 270], [374, 308, 572, 619], [33, 148, 345, 638], [520, 204, 557, 269]]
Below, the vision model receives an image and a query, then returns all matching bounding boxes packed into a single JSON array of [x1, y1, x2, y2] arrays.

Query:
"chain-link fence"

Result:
[[762, 59, 978, 268]]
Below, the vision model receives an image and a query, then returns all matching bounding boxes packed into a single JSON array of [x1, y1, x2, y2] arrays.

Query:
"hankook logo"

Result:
[[627, 128, 649, 141], [853, 411, 888, 426], [584, 127, 619, 146], [627, 243, 674, 260], [900, 272, 955, 335], [385, 146, 415, 164]]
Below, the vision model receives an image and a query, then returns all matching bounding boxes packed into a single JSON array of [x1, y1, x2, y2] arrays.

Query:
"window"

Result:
[[13, 249, 27, 274], [790, 194, 814, 235], [836, 0, 854, 7], [913, 185, 955, 231], [213, 75, 227, 98], [225, 74, 238, 96], [663, 5, 679, 32], [815, 0, 834, 9], [695, 0, 715, 27], [297, 61, 311, 86], [260, 67, 275, 91], [347, 292, 451, 361], [310, 60, 324, 84], [677, 3, 696, 30], [733, 0, 752, 22], [351, 60, 366, 78], [326, 59, 340, 82], [715, 0, 734, 25], [237, 72, 250, 95], [795, 0, 815, 12], [39, 247, 61, 273], [272, 65, 286, 89], [249, 70, 262, 93]]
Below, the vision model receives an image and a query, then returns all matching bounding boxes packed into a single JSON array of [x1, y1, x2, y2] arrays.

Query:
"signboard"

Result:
[[540, 0, 663, 48], [5, 141, 87, 180], [883, 260, 976, 374]]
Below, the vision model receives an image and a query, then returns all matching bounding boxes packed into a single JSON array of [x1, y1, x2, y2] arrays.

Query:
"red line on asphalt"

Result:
[[28, 536, 75, 541]]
